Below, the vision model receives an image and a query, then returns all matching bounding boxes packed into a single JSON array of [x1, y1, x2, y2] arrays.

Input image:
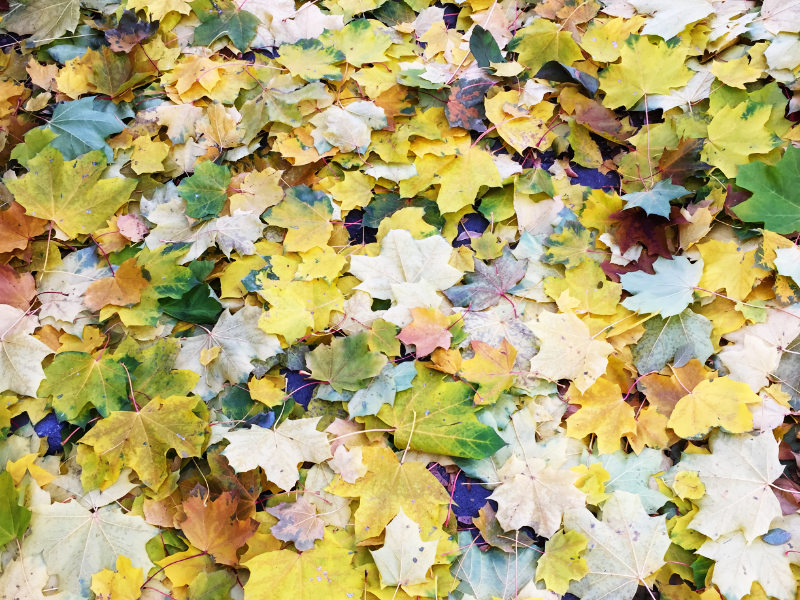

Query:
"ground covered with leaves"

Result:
[[0, 0, 799, 599]]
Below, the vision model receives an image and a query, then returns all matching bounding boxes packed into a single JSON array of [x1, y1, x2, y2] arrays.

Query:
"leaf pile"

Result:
[[0, 1, 800, 600]]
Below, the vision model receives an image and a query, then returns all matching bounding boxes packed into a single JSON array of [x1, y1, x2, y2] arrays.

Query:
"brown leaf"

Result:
[[179, 487, 258, 566], [0, 202, 48, 253], [658, 139, 709, 185], [0, 264, 35, 310], [609, 207, 672, 257]]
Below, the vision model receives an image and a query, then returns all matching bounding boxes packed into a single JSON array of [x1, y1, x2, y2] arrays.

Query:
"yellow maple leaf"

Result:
[[566, 377, 636, 454], [696, 239, 764, 301], [436, 146, 501, 214], [458, 339, 516, 405], [599, 35, 693, 109], [90, 555, 142, 600], [668, 376, 761, 439], [535, 530, 590, 595]]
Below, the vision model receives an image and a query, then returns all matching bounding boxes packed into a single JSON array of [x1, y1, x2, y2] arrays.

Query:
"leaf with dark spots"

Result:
[[104, 10, 158, 53], [445, 79, 494, 132]]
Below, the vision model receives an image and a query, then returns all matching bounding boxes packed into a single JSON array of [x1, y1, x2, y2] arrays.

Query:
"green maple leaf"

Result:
[[378, 364, 506, 459], [0, 471, 31, 547], [39, 351, 130, 423], [112, 337, 199, 400], [306, 332, 387, 393], [178, 161, 231, 220], [190, 0, 259, 51], [733, 145, 800, 234]]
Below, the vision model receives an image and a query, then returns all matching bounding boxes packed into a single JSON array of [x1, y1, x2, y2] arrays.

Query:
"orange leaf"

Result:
[[0, 264, 35, 310], [179, 488, 258, 566], [0, 201, 48, 253], [84, 257, 148, 311]]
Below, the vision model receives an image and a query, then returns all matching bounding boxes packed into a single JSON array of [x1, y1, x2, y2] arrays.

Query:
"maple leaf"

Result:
[[45, 97, 128, 160], [667, 376, 761, 439], [0, 305, 53, 397], [84, 257, 149, 311], [179, 487, 257, 565], [458, 338, 516, 405], [191, 0, 259, 51], [175, 306, 281, 399], [263, 186, 334, 253], [221, 417, 332, 491], [563, 491, 670, 600], [671, 430, 783, 541], [535, 530, 589, 594], [719, 306, 800, 392], [310, 101, 386, 153], [90, 555, 143, 600], [243, 533, 363, 600], [632, 309, 714, 374], [396, 307, 453, 356], [370, 510, 438, 587], [637, 359, 712, 417], [732, 145, 800, 234], [436, 146, 502, 214], [0, 470, 30, 547], [452, 529, 541, 599], [629, 0, 714, 39], [5, 147, 136, 239], [0, 265, 35, 310], [1, 0, 80, 45], [620, 256, 702, 317], [377, 364, 506, 459], [327, 446, 449, 542], [608, 208, 671, 258], [105, 10, 158, 53], [0, 202, 47, 253], [444, 79, 493, 132], [701, 100, 776, 178], [306, 331, 387, 392], [349, 229, 464, 325], [77, 395, 207, 490], [39, 350, 130, 421], [566, 377, 636, 454], [599, 35, 692, 109], [266, 496, 325, 551], [444, 248, 526, 312], [697, 531, 796, 600], [622, 178, 690, 218], [489, 454, 586, 537], [510, 19, 583, 73], [528, 311, 614, 393], [177, 161, 231, 220], [23, 485, 157, 599]]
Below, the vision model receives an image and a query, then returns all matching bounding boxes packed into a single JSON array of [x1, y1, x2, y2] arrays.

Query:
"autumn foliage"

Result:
[[0, 1, 800, 600]]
